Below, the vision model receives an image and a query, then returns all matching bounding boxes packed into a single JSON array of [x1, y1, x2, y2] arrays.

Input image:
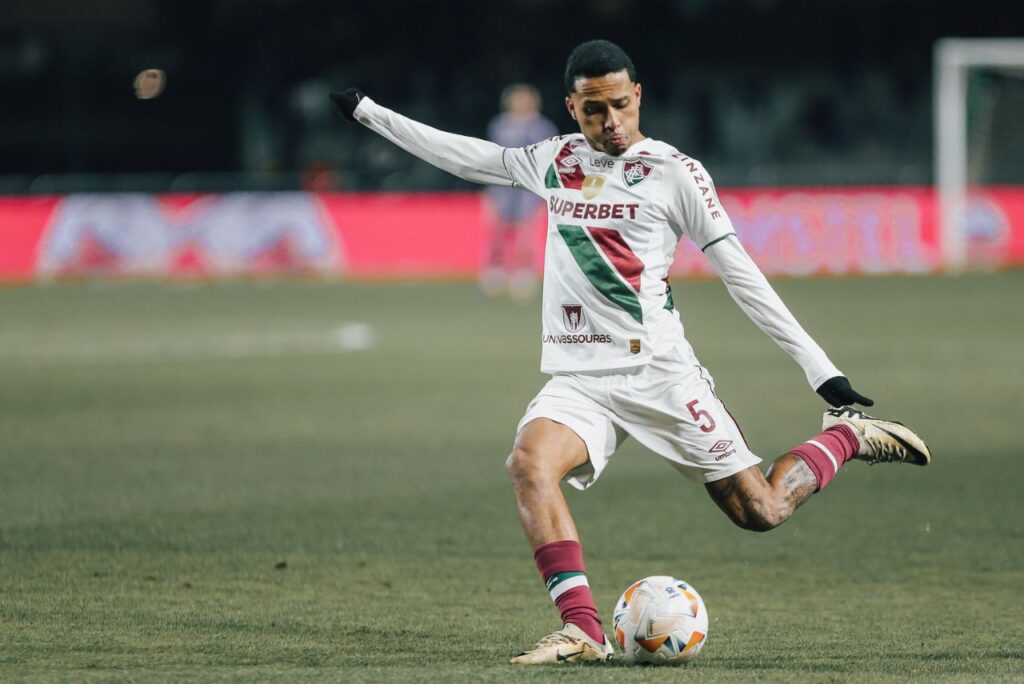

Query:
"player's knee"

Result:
[[728, 506, 786, 533], [737, 514, 780, 533], [505, 445, 556, 488], [709, 479, 790, 532], [504, 446, 537, 484]]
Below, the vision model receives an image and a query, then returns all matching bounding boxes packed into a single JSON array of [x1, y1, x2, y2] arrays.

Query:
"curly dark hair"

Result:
[[564, 39, 637, 93]]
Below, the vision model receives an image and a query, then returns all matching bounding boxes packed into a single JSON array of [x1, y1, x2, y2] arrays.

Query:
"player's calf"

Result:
[[506, 420, 609, 651], [709, 407, 932, 534], [705, 458, 816, 533]]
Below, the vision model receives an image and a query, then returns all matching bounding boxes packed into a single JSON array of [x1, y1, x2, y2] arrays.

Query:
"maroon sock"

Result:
[[789, 425, 859, 491], [534, 540, 605, 644]]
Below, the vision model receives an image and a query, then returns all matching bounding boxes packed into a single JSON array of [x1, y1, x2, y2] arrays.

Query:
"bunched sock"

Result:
[[789, 424, 859, 490], [533, 540, 605, 645]]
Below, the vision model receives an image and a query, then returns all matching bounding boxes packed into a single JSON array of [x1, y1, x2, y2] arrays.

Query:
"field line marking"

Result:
[[0, 322, 376, 367]]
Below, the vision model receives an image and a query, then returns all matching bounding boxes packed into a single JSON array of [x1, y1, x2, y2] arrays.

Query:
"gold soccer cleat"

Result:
[[822, 406, 931, 466], [510, 623, 614, 665]]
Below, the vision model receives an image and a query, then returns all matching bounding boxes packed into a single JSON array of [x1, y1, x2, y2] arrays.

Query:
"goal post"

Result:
[[934, 38, 1024, 271]]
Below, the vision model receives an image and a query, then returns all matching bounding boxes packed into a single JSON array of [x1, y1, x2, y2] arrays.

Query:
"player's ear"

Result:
[[635, 83, 642, 107], [565, 96, 577, 121]]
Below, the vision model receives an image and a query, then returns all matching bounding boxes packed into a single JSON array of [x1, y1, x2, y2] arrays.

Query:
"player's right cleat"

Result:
[[822, 406, 931, 466], [510, 623, 614, 665]]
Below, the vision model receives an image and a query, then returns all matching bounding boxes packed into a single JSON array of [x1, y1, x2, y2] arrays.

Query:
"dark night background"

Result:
[[1, 0, 1022, 191]]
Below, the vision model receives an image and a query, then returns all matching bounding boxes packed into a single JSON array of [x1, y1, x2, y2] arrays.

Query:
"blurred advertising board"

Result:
[[673, 188, 1024, 276], [1, 188, 1022, 282]]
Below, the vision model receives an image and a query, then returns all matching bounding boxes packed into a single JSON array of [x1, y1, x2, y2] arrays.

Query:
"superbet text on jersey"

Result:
[[502, 134, 731, 374]]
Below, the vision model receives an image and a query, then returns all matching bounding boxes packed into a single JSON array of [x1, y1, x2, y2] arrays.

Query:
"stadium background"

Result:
[[1, 1, 1022, 681]]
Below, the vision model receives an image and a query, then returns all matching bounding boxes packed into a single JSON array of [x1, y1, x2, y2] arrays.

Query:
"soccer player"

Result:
[[481, 84, 558, 299], [331, 40, 931, 665]]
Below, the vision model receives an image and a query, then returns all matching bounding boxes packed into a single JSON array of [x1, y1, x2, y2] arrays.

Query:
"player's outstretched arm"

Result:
[[330, 88, 514, 187], [666, 156, 871, 406], [704, 236, 872, 406]]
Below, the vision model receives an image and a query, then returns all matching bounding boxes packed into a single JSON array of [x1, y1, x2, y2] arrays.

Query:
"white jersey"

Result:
[[353, 98, 842, 389], [503, 134, 732, 373]]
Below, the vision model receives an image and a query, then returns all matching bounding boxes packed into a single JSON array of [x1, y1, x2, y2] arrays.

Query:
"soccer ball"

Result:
[[612, 575, 708, 665]]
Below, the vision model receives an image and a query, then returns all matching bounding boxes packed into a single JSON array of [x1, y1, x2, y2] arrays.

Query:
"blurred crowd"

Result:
[[1, 0, 1022, 191]]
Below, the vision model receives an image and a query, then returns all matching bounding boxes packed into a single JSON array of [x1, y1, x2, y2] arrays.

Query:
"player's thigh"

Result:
[[510, 418, 590, 481], [513, 376, 623, 490]]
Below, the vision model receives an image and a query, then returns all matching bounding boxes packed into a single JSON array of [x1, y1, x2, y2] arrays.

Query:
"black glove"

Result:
[[330, 88, 364, 122], [816, 376, 874, 407]]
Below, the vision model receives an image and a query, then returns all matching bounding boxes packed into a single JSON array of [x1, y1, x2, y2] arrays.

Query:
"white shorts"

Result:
[[516, 352, 762, 489]]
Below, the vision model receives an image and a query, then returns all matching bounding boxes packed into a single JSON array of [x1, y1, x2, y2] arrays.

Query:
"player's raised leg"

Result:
[[706, 408, 932, 531], [505, 418, 613, 664]]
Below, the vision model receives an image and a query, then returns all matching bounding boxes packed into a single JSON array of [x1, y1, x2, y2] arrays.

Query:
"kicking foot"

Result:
[[822, 406, 931, 466], [510, 623, 613, 665]]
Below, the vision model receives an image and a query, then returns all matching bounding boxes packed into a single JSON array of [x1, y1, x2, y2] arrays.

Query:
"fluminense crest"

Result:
[[622, 158, 653, 188]]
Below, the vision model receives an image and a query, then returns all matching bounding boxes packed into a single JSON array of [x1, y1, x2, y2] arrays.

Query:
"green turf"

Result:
[[1, 274, 1022, 682]]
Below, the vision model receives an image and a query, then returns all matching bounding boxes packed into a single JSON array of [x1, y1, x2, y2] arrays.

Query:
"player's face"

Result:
[[565, 70, 643, 157]]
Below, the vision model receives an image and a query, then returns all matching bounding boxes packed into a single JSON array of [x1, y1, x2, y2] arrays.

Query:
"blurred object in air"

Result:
[[133, 69, 165, 100]]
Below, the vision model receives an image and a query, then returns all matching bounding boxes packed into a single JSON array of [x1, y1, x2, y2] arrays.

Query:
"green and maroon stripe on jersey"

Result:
[[557, 224, 644, 324], [587, 228, 643, 291], [544, 142, 587, 190]]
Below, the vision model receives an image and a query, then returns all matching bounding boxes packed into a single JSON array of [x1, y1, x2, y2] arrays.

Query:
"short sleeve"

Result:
[[665, 155, 735, 250], [501, 135, 568, 197]]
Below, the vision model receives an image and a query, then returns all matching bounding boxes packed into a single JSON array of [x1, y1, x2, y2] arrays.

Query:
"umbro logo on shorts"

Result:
[[710, 440, 736, 461]]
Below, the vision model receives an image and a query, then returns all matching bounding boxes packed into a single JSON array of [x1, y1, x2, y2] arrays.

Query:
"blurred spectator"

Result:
[[481, 84, 558, 299], [1, 0, 1021, 190]]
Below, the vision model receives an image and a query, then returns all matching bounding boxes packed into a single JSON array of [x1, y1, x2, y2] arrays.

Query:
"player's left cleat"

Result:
[[510, 623, 614, 665], [822, 406, 931, 466]]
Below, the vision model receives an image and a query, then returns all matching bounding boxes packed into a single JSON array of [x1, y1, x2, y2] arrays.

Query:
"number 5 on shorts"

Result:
[[686, 399, 717, 433]]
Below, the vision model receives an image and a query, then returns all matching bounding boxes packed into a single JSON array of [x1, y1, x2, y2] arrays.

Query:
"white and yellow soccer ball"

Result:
[[612, 575, 708, 665]]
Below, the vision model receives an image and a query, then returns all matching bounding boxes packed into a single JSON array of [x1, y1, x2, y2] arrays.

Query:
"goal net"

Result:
[[935, 38, 1024, 270]]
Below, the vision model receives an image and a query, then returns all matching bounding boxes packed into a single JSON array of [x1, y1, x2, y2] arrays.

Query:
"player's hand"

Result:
[[330, 88, 365, 122], [816, 376, 874, 407]]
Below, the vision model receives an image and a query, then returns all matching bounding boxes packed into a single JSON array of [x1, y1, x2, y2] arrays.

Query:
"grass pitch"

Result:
[[1, 273, 1022, 682]]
